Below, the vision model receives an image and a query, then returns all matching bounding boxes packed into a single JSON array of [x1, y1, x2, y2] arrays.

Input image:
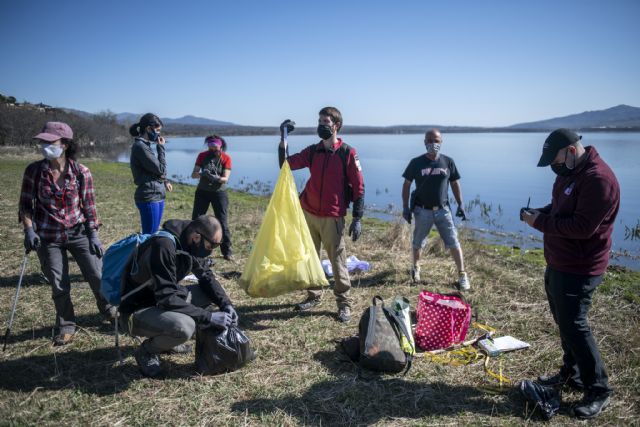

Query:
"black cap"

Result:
[[537, 128, 582, 167]]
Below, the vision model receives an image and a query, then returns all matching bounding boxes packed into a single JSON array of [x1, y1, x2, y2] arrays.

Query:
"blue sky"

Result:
[[1, 0, 639, 127]]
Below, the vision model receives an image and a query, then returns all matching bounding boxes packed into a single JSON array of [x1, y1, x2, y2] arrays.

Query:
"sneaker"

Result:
[[458, 271, 470, 291], [572, 391, 612, 419], [410, 266, 421, 283], [52, 331, 75, 346], [337, 306, 351, 323], [537, 372, 584, 391], [162, 343, 193, 355], [102, 305, 118, 324], [135, 343, 162, 377], [295, 297, 322, 311]]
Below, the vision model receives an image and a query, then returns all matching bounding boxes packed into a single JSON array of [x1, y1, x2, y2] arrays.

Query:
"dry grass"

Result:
[[0, 155, 638, 426]]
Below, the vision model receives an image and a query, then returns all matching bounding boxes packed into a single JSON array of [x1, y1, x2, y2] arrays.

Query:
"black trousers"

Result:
[[544, 266, 611, 394], [192, 189, 232, 256]]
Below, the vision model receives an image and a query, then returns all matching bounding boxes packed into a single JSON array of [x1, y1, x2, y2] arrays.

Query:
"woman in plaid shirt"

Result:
[[18, 122, 115, 346]]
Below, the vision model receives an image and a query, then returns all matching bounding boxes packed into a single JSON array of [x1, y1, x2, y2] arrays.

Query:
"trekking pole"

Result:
[[3, 251, 30, 351]]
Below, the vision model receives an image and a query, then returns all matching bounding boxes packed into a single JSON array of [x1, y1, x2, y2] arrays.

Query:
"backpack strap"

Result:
[[383, 305, 416, 376]]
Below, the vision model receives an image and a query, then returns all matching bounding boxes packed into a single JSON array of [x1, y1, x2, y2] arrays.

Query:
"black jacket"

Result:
[[119, 219, 232, 324]]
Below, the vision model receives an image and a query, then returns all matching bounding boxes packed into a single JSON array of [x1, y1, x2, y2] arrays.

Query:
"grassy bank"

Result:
[[0, 157, 638, 426]]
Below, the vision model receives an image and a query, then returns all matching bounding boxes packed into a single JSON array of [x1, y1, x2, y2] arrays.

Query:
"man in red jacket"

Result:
[[278, 107, 365, 323], [522, 129, 619, 419]]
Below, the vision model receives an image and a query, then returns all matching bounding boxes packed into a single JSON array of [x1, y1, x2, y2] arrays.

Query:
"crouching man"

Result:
[[119, 214, 238, 377]]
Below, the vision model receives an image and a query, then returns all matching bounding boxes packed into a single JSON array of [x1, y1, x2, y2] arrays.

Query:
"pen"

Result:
[[526, 197, 530, 210]]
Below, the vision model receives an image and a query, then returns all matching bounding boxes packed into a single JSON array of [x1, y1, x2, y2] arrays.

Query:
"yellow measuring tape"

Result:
[[421, 322, 513, 390]]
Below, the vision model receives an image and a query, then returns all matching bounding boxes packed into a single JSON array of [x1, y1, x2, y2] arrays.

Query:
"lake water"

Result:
[[117, 132, 640, 269]]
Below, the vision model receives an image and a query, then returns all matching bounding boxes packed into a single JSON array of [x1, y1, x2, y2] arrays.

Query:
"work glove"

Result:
[[23, 227, 40, 252], [204, 311, 232, 331], [202, 169, 222, 184], [279, 119, 295, 140], [223, 305, 239, 325], [348, 219, 362, 242], [456, 205, 467, 221], [402, 207, 412, 224], [87, 228, 104, 258]]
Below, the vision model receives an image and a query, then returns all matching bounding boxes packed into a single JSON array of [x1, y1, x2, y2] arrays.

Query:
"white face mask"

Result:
[[41, 144, 64, 160]]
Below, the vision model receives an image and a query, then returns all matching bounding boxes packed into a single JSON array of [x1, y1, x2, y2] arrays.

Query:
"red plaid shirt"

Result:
[[18, 159, 100, 243]]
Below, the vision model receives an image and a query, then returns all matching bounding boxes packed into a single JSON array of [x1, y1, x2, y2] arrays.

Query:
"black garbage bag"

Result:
[[519, 380, 562, 420], [195, 325, 256, 375]]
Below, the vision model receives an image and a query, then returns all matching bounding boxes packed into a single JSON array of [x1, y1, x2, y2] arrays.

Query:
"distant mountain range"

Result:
[[508, 104, 640, 130], [60, 104, 640, 135], [114, 112, 236, 127]]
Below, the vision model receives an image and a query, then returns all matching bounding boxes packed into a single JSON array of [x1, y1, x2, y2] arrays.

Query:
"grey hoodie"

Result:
[[130, 137, 167, 203]]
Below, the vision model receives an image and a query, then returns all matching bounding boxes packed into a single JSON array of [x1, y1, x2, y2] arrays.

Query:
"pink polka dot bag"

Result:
[[415, 290, 472, 351]]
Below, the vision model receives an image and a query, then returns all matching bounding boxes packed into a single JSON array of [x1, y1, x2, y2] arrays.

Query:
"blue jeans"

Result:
[[412, 205, 460, 250], [136, 200, 165, 234]]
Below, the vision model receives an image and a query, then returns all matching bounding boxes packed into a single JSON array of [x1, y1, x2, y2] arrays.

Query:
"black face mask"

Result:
[[551, 150, 575, 177], [317, 124, 334, 140], [188, 236, 213, 259]]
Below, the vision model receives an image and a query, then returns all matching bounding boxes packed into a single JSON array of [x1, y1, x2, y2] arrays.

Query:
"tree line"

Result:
[[0, 93, 130, 155]]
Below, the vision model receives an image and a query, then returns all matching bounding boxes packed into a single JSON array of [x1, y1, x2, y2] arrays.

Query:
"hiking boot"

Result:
[[135, 343, 162, 378], [223, 254, 235, 262], [410, 266, 421, 283], [162, 343, 193, 355], [337, 306, 351, 323], [295, 297, 322, 311], [572, 391, 612, 419], [52, 331, 75, 346], [537, 372, 584, 391], [458, 271, 470, 291]]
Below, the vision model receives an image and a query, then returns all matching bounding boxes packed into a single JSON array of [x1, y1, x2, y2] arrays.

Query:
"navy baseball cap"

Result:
[[537, 128, 582, 167]]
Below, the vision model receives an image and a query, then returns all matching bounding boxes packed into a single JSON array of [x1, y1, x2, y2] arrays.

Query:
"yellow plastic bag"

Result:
[[239, 161, 329, 297]]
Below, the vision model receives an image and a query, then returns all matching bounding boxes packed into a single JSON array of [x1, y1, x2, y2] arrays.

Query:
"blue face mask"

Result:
[[147, 129, 160, 142], [425, 142, 441, 156]]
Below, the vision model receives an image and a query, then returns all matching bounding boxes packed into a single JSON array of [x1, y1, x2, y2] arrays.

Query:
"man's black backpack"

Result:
[[358, 296, 414, 374]]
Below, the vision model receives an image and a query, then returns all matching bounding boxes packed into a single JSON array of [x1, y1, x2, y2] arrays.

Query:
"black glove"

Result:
[[348, 219, 362, 242], [456, 205, 467, 221], [204, 311, 232, 330], [279, 119, 295, 140], [87, 228, 104, 258], [24, 227, 40, 252], [202, 169, 222, 184], [402, 207, 412, 224], [223, 305, 239, 325], [520, 207, 533, 221]]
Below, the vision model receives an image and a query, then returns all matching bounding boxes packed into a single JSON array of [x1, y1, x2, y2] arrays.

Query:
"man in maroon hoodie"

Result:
[[522, 128, 619, 419], [278, 107, 365, 323]]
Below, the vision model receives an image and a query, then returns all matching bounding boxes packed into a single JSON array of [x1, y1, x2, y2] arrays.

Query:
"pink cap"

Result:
[[206, 138, 223, 148], [33, 122, 73, 142]]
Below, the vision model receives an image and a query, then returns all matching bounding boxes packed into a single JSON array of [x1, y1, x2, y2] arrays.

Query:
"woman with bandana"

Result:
[[190, 135, 234, 260], [129, 113, 173, 234], [18, 121, 115, 346]]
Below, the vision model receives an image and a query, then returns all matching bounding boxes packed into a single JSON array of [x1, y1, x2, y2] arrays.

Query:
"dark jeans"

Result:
[[544, 266, 611, 394], [37, 224, 111, 334], [192, 189, 232, 256]]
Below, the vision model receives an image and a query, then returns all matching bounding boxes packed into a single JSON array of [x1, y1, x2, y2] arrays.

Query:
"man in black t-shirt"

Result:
[[401, 129, 470, 290]]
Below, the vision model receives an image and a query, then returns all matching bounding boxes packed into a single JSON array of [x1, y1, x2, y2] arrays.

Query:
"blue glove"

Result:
[[87, 228, 104, 258], [348, 219, 362, 242], [205, 311, 232, 330], [24, 227, 40, 252], [402, 207, 412, 224], [223, 305, 239, 325], [456, 205, 467, 221]]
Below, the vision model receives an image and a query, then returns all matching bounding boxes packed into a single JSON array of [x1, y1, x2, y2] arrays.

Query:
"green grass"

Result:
[[0, 154, 639, 426]]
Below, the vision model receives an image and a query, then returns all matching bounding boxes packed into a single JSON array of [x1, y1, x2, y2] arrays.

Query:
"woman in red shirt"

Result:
[[191, 135, 233, 260]]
